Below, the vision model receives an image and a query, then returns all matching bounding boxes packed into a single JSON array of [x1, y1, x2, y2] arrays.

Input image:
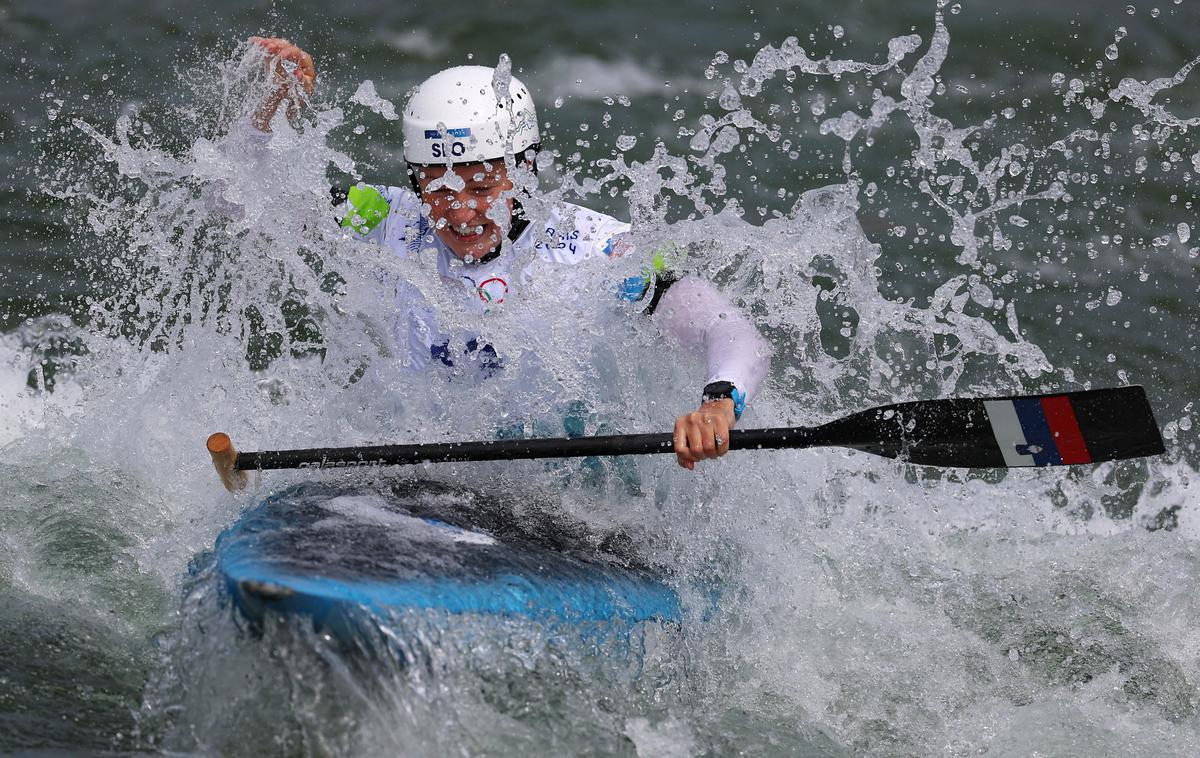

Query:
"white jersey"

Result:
[[340, 182, 769, 409], [342, 184, 643, 374], [348, 184, 631, 312]]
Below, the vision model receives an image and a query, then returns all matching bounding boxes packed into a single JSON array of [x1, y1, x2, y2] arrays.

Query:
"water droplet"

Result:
[[616, 134, 637, 151], [832, 25, 844, 39], [1126, 4, 1136, 13], [719, 86, 742, 111], [553, 97, 564, 109]]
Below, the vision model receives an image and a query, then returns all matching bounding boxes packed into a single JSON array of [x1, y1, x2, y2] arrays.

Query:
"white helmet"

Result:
[[402, 65, 539, 165]]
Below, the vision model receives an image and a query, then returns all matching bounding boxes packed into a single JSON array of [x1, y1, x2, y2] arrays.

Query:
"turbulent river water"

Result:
[[4, 0, 1200, 755]]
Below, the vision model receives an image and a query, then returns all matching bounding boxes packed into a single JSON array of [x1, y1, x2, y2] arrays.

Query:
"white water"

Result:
[[5, 8, 1200, 755]]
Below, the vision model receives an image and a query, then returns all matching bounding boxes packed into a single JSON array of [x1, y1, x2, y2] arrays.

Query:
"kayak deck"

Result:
[[215, 481, 681, 632]]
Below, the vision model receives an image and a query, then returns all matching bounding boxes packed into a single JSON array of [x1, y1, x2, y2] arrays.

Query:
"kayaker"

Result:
[[246, 36, 770, 471]]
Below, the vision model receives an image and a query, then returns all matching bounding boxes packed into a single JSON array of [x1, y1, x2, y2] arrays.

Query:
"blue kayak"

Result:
[[215, 481, 680, 637]]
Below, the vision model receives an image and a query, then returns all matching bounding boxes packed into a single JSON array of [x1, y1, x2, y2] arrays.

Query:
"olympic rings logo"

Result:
[[477, 277, 508, 304]]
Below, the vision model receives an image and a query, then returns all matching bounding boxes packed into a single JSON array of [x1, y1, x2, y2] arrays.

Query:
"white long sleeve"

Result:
[[651, 275, 770, 405]]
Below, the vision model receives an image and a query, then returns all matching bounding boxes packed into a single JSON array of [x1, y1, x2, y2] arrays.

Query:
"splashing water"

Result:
[[6, 7, 1200, 755]]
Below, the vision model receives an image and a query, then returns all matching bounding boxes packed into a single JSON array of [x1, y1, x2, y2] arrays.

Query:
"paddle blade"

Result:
[[820, 386, 1165, 468]]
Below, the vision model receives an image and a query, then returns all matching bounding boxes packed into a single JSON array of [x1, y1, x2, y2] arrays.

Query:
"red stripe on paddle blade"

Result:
[[1040, 396, 1092, 464]]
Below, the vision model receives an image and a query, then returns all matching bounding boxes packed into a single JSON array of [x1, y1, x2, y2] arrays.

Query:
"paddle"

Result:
[[206, 385, 1165, 491]]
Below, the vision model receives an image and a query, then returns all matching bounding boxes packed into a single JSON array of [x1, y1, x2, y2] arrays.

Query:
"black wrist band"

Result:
[[701, 381, 746, 419]]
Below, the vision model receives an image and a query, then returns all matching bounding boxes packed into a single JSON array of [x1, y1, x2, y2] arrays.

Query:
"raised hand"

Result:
[[248, 36, 316, 132]]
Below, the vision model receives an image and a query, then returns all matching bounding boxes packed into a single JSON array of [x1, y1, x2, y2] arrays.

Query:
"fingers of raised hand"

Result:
[[250, 36, 291, 54], [293, 50, 316, 92], [250, 37, 316, 91]]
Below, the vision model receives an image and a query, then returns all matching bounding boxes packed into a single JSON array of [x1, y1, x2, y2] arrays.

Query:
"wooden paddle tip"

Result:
[[206, 432, 248, 493]]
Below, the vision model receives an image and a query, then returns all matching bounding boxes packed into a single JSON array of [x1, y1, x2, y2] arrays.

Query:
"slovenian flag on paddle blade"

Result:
[[979, 387, 1163, 467], [850, 385, 1165, 468]]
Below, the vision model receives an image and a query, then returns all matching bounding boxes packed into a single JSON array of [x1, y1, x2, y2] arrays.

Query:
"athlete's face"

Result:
[[416, 162, 513, 261]]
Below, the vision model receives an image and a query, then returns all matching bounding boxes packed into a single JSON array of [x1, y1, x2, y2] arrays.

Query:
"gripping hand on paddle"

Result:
[[673, 398, 736, 470], [248, 36, 316, 132]]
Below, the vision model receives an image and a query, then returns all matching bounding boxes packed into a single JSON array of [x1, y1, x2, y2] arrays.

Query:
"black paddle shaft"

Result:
[[232, 386, 1164, 471], [237, 427, 818, 470]]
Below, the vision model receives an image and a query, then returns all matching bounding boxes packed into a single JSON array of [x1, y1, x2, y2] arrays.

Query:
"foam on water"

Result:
[[318, 493, 498, 545], [378, 27, 452, 60], [0, 334, 38, 447], [0, 317, 86, 447], [534, 55, 701, 101], [5, 9, 1200, 756]]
